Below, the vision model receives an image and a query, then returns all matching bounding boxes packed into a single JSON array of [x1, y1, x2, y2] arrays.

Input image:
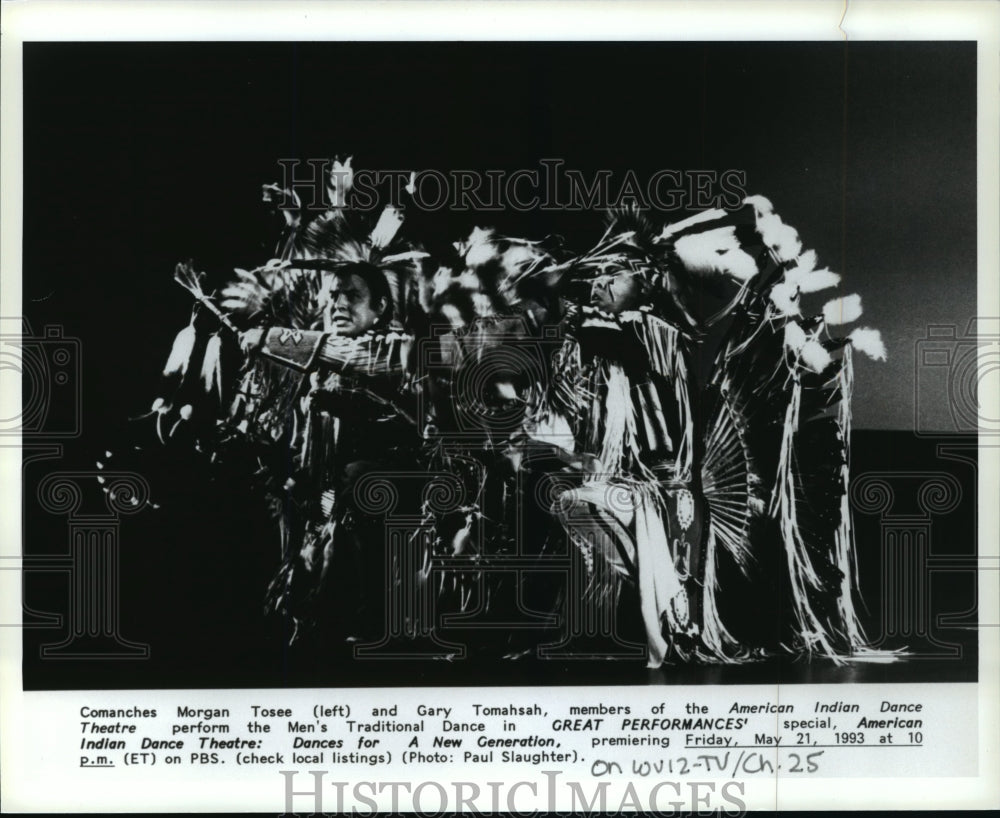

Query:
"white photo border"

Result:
[[1, 1, 998, 812]]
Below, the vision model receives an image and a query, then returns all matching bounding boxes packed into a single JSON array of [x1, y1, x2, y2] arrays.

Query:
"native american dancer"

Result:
[[524, 212, 704, 667], [135, 156, 887, 664], [408, 226, 570, 652], [523, 200, 889, 667], [241, 266, 420, 645], [143, 160, 429, 645], [659, 196, 889, 661]]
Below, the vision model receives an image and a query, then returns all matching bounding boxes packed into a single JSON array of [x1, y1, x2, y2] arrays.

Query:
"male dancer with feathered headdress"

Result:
[[529, 199, 889, 667], [531, 210, 704, 667], [139, 163, 889, 667], [165, 159, 430, 647]]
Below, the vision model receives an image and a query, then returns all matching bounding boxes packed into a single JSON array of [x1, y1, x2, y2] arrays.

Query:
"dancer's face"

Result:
[[590, 269, 645, 315], [326, 273, 386, 336]]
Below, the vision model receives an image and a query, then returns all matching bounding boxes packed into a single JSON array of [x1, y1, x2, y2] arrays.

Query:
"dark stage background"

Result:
[[19, 42, 980, 688]]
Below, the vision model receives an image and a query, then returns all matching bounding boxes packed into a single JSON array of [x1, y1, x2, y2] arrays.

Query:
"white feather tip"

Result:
[[848, 327, 887, 361], [823, 294, 863, 325], [800, 339, 833, 373], [369, 206, 405, 249]]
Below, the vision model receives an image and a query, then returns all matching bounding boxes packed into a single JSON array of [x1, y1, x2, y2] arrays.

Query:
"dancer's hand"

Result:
[[240, 328, 265, 355]]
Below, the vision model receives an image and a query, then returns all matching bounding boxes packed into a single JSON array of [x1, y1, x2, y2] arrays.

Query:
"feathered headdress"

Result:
[[419, 225, 562, 331], [545, 206, 703, 332], [679, 195, 888, 661], [222, 157, 430, 333], [149, 158, 430, 447]]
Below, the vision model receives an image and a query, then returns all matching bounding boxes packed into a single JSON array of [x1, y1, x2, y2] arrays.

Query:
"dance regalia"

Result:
[[209, 161, 430, 641], [240, 325, 418, 640], [144, 164, 889, 665], [530, 199, 890, 667], [541, 304, 713, 666], [654, 197, 888, 663]]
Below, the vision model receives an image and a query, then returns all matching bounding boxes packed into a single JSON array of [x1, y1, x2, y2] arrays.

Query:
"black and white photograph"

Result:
[[13, 37, 983, 687], [2, 1, 998, 813]]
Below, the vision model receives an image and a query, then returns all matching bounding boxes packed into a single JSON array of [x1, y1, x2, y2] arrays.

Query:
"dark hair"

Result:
[[335, 261, 393, 325]]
